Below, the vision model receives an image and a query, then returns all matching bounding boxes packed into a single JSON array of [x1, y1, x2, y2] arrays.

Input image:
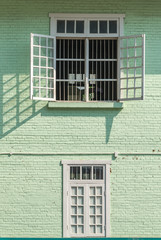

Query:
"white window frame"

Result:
[[61, 160, 111, 238], [30, 14, 145, 102]]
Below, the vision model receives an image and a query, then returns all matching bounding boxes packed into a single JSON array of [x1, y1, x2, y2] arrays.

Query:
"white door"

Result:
[[67, 165, 106, 237]]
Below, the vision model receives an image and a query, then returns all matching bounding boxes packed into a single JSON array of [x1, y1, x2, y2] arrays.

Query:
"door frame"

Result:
[[61, 160, 111, 237]]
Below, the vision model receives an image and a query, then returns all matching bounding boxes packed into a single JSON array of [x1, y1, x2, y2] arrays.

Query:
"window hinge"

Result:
[[67, 191, 69, 196], [67, 225, 69, 230]]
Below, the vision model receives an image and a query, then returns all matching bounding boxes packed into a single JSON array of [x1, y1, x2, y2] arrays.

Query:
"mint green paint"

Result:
[[0, 0, 161, 237]]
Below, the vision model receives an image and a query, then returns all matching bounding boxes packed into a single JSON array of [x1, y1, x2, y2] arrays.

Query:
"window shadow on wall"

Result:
[[0, 73, 122, 144]]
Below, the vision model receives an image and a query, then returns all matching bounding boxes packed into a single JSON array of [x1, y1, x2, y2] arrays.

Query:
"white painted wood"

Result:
[[61, 160, 111, 165], [85, 38, 89, 102], [30, 33, 34, 99], [118, 34, 145, 101], [62, 161, 111, 237], [49, 13, 125, 18]]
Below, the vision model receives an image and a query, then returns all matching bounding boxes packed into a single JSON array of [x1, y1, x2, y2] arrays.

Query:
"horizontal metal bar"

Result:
[[56, 58, 85, 61], [89, 59, 117, 61], [119, 34, 144, 39], [32, 33, 55, 39], [56, 79, 85, 82], [88, 79, 117, 82]]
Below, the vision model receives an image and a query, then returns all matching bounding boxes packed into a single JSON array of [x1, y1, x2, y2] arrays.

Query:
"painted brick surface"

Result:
[[0, 0, 161, 237]]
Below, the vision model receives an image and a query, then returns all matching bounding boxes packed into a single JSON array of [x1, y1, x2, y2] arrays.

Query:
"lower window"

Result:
[[62, 161, 111, 237]]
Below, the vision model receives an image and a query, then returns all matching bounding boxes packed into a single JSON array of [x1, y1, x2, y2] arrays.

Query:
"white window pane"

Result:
[[78, 197, 84, 205], [78, 187, 84, 195], [90, 187, 95, 195], [96, 187, 102, 195], [90, 206, 95, 214], [71, 225, 77, 233], [96, 225, 102, 233], [71, 197, 77, 205], [78, 216, 84, 224], [78, 225, 84, 233], [71, 206, 77, 214], [96, 196, 102, 205], [71, 187, 77, 195], [96, 216, 102, 224], [90, 196, 95, 205], [90, 216, 95, 224], [78, 206, 84, 214], [96, 206, 102, 214], [90, 225, 96, 233]]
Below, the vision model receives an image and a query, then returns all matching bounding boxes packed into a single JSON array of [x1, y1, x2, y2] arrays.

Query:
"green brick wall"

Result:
[[0, 0, 161, 237]]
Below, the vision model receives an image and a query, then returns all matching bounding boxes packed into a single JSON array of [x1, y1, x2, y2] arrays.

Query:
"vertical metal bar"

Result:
[[30, 33, 34, 99], [63, 39, 65, 100], [68, 40, 69, 101], [96, 40, 98, 101], [104, 40, 106, 101], [142, 34, 145, 100], [108, 40, 110, 100], [85, 38, 89, 101], [72, 40, 73, 101], [112, 40, 114, 101], [100, 40, 102, 101], [80, 40, 82, 100], [59, 39, 61, 100], [117, 37, 120, 100]]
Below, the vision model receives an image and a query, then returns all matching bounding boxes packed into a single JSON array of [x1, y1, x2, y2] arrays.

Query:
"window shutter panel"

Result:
[[118, 34, 145, 101], [30, 33, 56, 101]]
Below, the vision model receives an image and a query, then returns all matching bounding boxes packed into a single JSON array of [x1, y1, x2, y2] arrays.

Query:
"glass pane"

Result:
[[90, 21, 98, 33], [109, 20, 117, 33], [90, 206, 95, 214], [71, 216, 77, 224], [99, 21, 107, 33], [78, 187, 84, 195], [78, 225, 84, 233], [71, 206, 77, 214], [96, 216, 102, 224], [71, 187, 77, 195], [90, 216, 95, 224], [78, 196, 84, 205], [96, 225, 102, 234], [78, 216, 84, 224], [96, 206, 102, 214], [93, 166, 103, 180], [90, 225, 95, 233], [67, 20, 75, 33], [71, 225, 77, 233], [71, 196, 77, 205], [82, 166, 92, 179], [57, 20, 65, 33], [96, 196, 102, 205], [78, 206, 84, 214], [96, 187, 102, 195], [76, 21, 84, 33], [70, 167, 80, 180], [90, 196, 95, 205], [90, 187, 95, 195]]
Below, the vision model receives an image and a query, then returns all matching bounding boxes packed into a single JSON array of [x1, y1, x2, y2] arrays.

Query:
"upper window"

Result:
[[30, 14, 145, 102]]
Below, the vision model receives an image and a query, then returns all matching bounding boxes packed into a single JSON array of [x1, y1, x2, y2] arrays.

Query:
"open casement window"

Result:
[[30, 19, 145, 102], [30, 33, 56, 101], [118, 34, 145, 101]]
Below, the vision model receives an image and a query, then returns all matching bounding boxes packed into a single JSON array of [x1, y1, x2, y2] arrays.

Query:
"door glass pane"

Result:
[[70, 167, 80, 180], [57, 20, 65, 33], [99, 21, 107, 33], [109, 20, 117, 33], [90, 21, 98, 33], [82, 166, 92, 179], [76, 21, 84, 33], [93, 166, 103, 180], [67, 20, 75, 33]]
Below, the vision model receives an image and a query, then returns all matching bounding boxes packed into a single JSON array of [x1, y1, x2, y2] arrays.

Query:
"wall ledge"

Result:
[[48, 101, 123, 109]]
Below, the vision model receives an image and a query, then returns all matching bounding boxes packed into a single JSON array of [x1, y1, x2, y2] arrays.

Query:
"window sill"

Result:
[[48, 101, 123, 109]]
